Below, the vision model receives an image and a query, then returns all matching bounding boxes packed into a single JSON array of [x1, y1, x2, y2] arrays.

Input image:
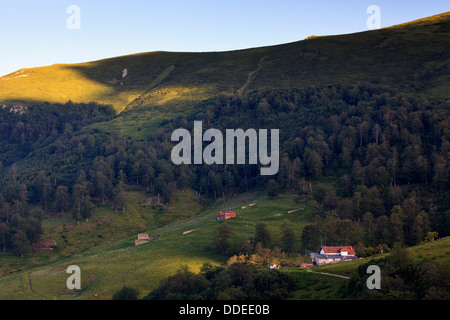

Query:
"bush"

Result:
[[112, 286, 140, 300]]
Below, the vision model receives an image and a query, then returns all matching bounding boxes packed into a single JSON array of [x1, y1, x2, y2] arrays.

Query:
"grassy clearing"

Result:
[[286, 269, 349, 300], [405, 236, 450, 266], [0, 189, 312, 300], [285, 237, 450, 299], [313, 236, 450, 278], [1, 187, 448, 300]]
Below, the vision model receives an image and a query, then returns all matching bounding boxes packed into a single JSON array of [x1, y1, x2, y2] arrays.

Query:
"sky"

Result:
[[0, 0, 448, 77]]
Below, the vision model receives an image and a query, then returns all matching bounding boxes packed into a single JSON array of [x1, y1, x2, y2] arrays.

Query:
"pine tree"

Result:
[[213, 222, 234, 256], [255, 222, 272, 248], [389, 205, 406, 245], [55, 185, 69, 213], [281, 220, 295, 252], [12, 230, 29, 257]]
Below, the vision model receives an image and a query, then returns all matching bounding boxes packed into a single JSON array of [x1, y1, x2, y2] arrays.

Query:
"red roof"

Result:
[[321, 246, 356, 255]]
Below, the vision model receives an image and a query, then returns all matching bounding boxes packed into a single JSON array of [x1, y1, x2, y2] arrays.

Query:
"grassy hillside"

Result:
[[0, 12, 449, 301], [0, 12, 449, 140], [1, 179, 447, 300], [286, 236, 450, 300], [315, 236, 450, 277], [0, 189, 313, 299]]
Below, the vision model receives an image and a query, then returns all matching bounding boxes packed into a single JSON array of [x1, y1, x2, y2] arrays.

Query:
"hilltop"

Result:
[[1, 12, 449, 117], [0, 12, 448, 140]]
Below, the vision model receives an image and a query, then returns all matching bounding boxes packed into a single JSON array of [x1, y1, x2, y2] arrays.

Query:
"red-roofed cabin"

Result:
[[320, 246, 356, 256], [217, 210, 236, 220]]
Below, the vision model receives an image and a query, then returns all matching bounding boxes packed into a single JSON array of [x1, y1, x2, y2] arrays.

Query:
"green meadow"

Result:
[[0, 188, 314, 299], [1, 182, 447, 300], [1, 12, 449, 141]]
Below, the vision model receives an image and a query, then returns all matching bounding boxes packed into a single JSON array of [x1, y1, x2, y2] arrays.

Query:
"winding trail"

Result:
[[307, 269, 350, 280], [238, 56, 269, 95], [124, 64, 175, 111], [26, 272, 52, 299]]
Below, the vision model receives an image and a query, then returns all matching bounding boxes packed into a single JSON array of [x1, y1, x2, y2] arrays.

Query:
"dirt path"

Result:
[[125, 64, 175, 111], [26, 272, 52, 299], [307, 269, 350, 279], [238, 56, 269, 95]]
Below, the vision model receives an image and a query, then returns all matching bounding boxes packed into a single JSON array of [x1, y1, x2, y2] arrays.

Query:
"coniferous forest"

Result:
[[1, 85, 449, 261]]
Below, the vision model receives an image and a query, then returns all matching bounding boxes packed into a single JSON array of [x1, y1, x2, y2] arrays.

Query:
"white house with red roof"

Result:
[[312, 246, 358, 265], [320, 246, 356, 256]]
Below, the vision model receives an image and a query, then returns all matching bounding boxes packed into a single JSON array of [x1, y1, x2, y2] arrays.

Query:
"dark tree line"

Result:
[[0, 101, 115, 255], [0, 101, 115, 169], [213, 220, 296, 263], [143, 263, 295, 300]]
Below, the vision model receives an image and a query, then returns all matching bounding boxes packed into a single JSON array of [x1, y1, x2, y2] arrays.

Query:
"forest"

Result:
[[0, 84, 449, 258]]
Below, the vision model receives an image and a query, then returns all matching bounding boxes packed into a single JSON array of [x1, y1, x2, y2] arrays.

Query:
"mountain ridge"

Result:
[[1, 11, 449, 117]]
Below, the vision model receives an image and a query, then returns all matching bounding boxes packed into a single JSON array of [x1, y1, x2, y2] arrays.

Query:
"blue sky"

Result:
[[0, 0, 448, 76]]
